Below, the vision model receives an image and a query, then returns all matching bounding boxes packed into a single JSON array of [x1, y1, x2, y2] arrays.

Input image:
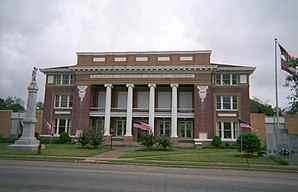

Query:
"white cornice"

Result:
[[76, 50, 212, 56], [69, 65, 217, 72]]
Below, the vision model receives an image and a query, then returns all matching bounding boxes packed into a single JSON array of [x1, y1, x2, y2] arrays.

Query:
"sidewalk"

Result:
[[84, 147, 140, 162]]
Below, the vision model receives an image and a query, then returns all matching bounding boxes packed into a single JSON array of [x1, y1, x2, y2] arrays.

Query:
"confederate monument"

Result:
[[8, 68, 41, 150]]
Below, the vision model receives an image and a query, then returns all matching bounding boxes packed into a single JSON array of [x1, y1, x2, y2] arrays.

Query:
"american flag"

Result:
[[279, 44, 296, 75], [133, 121, 151, 131], [44, 119, 52, 134], [239, 119, 257, 132]]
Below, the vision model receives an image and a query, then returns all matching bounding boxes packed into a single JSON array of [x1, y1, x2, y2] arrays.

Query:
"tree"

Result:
[[0, 97, 25, 112], [284, 58, 298, 114], [236, 133, 261, 156], [36, 101, 44, 110], [250, 97, 274, 116]]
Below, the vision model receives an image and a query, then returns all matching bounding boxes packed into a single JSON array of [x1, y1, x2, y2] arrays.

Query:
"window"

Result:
[[94, 119, 104, 136], [56, 74, 73, 85], [180, 56, 193, 61], [98, 92, 106, 110], [137, 92, 149, 109], [157, 56, 170, 61], [93, 57, 105, 62], [117, 92, 127, 109], [215, 74, 237, 85], [47, 75, 54, 84], [216, 122, 238, 140], [116, 120, 126, 136], [52, 119, 71, 135], [179, 121, 193, 138], [136, 57, 148, 61], [216, 96, 238, 110], [114, 57, 126, 62], [178, 92, 193, 112], [157, 92, 171, 110], [54, 95, 73, 108], [157, 121, 171, 136]]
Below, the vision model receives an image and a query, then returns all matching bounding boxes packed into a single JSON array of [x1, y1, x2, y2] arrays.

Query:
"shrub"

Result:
[[35, 132, 40, 140], [156, 135, 171, 150], [212, 136, 222, 148], [76, 130, 90, 148], [236, 133, 261, 156], [0, 137, 16, 143], [59, 132, 71, 144], [139, 132, 156, 150], [88, 128, 103, 149]]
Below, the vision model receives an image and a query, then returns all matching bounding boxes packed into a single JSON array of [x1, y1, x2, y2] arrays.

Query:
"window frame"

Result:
[[215, 74, 237, 85], [178, 121, 193, 138], [56, 74, 74, 85], [54, 95, 73, 109], [52, 119, 71, 135], [216, 96, 238, 111], [216, 122, 238, 140]]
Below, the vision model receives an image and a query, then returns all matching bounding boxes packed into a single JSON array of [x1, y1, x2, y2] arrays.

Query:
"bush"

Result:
[[139, 133, 156, 150], [59, 132, 71, 144], [156, 135, 171, 150], [75, 129, 103, 148], [212, 136, 222, 148], [0, 137, 16, 143], [88, 128, 103, 149], [35, 132, 40, 140], [236, 133, 261, 156]]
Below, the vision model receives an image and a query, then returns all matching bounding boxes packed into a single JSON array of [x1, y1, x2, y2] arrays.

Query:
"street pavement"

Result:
[[0, 159, 298, 192]]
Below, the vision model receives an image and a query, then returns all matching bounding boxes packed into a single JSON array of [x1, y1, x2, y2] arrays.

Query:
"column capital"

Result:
[[170, 83, 179, 88], [104, 83, 113, 88], [148, 84, 156, 88], [126, 84, 135, 88]]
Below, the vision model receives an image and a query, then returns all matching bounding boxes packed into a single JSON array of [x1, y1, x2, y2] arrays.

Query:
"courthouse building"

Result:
[[40, 50, 255, 147]]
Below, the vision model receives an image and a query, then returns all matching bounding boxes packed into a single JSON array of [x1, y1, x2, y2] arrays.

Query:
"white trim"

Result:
[[136, 57, 148, 61], [158, 56, 170, 61], [180, 56, 193, 61], [90, 74, 195, 79], [218, 113, 237, 117], [114, 57, 127, 62], [54, 111, 71, 115], [93, 57, 105, 62], [76, 50, 212, 56]]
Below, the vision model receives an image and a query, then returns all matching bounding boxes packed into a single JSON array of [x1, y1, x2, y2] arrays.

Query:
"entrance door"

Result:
[[157, 120, 171, 136], [116, 120, 126, 137]]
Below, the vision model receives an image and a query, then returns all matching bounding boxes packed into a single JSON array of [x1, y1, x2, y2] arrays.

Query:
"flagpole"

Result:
[[274, 38, 280, 129]]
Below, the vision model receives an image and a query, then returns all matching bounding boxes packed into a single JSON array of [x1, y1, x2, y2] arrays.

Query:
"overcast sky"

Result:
[[0, 0, 297, 110]]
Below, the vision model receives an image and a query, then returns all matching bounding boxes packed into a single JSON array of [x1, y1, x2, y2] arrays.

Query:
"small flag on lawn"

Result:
[[133, 121, 151, 131], [238, 119, 257, 132], [44, 119, 52, 134]]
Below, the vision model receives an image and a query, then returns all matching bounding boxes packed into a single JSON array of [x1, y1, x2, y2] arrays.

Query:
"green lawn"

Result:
[[0, 143, 111, 158], [117, 148, 298, 171]]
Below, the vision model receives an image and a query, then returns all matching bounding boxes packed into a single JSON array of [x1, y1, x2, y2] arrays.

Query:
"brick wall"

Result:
[[250, 113, 266, 145], [0, 110, 12, 137], [285, 114, 298, 135]]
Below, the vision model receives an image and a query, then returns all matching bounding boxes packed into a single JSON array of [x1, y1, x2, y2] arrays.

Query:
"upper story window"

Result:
[[158, 56, 170, 61], [56, 74, 73, 85], [55, 95, 73, 108], [216, 96, 238, 111], [93, 57, 105, 62], [114, 57, 126, 62], [180, 56, 193, 61], [136, 57, 148, 62], [216, 74, 237, 85]]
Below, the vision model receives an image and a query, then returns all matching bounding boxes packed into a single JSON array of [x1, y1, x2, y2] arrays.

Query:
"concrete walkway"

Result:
[[85, 147, 140, 162]]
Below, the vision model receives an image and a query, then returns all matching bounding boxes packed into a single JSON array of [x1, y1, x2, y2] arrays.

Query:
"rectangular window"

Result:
[[216, 122, 238, 140], [157, 56, 170, 61], [54, 95, 73, 108], [216, 96, 238, 111], [157, 121, 171, 136], [52, 119, 71, 135], [47, 75, 54, 84], [117, 92, 127, 109], [137, 92, 149, 109], [180, 56, 193, 61], [136, 57, 148, 61], [116, 120, 126, 136], [216, 74, 237, 85], [56, 74, 73, 85], [179, 121, 193, 138], [178, 92, 193, 110], [114, 57, 126, 62], [93, 57, 105, 62], [98, 92, 106, 109], [157, 92, 171, 110]]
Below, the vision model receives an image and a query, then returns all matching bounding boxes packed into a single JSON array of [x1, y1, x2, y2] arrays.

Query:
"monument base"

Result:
[[8, 139, 44, 151]]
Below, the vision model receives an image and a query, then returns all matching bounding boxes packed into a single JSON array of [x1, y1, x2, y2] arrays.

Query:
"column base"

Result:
[[103, 135, 111, 145], [123, 136, 134, 146], [170, 137, 179, 147], [8, 139, 43, 151]]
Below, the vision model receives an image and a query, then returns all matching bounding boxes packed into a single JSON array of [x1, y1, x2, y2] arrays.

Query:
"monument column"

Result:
[[125, 84, 134, 139], [104, 84, 112, 136], [170, 84, 178, 139], [8, 68, 41, 150], [148, 84, 156, 134]]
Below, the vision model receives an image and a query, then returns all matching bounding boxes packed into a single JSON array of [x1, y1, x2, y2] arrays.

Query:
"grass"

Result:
[[0, 143, 111, 160], [117, 148, 298, 172]]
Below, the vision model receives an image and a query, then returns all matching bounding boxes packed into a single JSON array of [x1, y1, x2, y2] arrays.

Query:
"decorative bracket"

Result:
[[197, 86, 208, 102], [77, 85, 87, 101]]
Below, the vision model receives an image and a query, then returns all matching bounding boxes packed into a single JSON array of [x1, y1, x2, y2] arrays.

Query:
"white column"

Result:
[[125, 84, 134, 137], [104, 84, 112, 136], [171, 83, 178, 138], [148, 84, 156, 134]]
